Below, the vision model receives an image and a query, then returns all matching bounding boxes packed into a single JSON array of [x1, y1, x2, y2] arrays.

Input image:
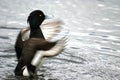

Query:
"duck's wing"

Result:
[[31, 37, 67, 66], [15, 28, 30, 59], [42, 37, 67, 57], [41, 20, 63, 40]]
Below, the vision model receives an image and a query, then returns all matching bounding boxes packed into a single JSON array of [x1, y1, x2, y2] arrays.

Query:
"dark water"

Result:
[[0, 0, 120, 80]]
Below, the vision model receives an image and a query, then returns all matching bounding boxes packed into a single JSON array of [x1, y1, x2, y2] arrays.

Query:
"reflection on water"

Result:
[[0, 0, 120, 80]]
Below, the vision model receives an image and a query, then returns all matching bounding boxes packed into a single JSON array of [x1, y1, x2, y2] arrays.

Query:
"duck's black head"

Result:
[[27, 10, 45, 29]]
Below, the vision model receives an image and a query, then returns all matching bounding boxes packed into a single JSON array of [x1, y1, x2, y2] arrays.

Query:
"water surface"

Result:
[[0, 0, 120, 80]]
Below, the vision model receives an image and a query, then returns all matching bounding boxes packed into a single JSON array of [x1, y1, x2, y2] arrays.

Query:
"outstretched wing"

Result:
[[31, 37, 67, 67], [41, 20, 63, 40]]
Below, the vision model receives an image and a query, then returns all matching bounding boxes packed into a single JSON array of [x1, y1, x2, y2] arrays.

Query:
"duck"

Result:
[[14, 10, 66, 77]]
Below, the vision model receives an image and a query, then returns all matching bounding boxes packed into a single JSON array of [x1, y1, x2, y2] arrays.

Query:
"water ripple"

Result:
[[0, 26, 21, 30], [53, 57, 84, 64], [0, 36, 9, 39]]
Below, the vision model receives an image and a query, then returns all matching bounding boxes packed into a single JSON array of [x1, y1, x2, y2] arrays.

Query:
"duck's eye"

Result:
[[39, 15, 42, 17]]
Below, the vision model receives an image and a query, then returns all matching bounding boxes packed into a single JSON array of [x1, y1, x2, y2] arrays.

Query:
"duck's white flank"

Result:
[[22, 66, 30, 76], [22, 30, 30, 41]]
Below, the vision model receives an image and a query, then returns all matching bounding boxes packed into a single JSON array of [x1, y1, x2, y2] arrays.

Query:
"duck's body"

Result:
[[14, 10, 66, 77]]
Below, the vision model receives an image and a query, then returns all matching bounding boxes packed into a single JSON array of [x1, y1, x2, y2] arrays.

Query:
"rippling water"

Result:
[[0, 0, 120, 80]]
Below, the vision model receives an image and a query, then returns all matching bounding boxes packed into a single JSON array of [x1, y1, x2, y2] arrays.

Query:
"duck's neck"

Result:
[[30, 27, 45, 39]]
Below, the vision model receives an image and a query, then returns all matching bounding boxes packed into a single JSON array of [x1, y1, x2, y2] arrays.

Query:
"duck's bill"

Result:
[[45, 15, 53, 19]]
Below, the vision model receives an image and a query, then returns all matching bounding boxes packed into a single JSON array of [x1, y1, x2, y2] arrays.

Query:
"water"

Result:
[[0, 0, 120, 80]]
